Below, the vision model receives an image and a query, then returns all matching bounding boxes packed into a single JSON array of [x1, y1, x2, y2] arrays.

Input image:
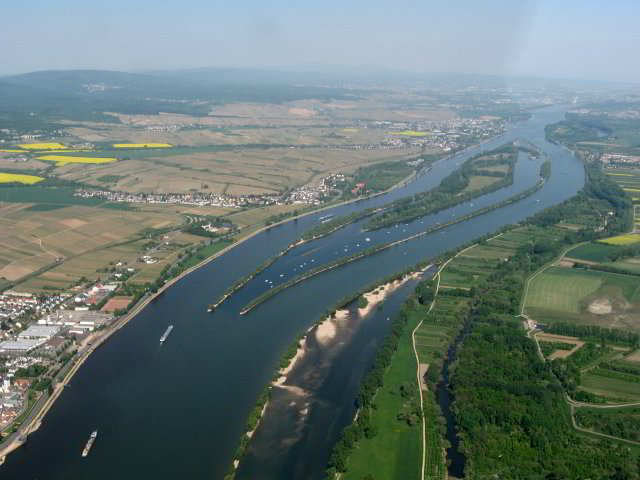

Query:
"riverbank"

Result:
[[358, 266, 430, 317], [240, 171, 548, 315], [0, 140, 536, 462], [232, 268, 430, 478], [0, 129, 512, 472], [0, 158, 428, 463]]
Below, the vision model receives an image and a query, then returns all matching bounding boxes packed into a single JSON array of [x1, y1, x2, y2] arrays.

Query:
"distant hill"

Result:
[[0, 68, 365, 126]]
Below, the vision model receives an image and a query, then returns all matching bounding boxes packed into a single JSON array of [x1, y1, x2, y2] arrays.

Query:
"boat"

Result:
[[82, 431, 97, 457], [318, 214, 334, 221], [160, 325, 174, 343]]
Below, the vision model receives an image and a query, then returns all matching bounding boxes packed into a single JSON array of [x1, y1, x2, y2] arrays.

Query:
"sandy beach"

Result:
[[358, 266, 430, 317]]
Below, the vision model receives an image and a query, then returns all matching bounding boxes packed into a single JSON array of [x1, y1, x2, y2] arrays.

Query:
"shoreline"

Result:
[[0, 135, 502, 464], [232, 270, 428, 476], [358, 266, 429, 317], [239, 174, 547, 315], [0, 163, 410, 464]]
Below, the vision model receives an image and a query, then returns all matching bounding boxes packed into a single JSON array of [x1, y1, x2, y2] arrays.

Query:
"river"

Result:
[[1, 105, 584, 479]]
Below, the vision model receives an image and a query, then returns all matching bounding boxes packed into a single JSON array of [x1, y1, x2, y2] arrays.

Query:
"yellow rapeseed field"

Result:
[[599, 234, 640, 245], [386, 130, 429, 137], [112, 143, 172, 148], [606, 173, 636, 177], [39, 149, 95, 153], [0, 149, 27, 153], [37, 155, 117, 166], [623, 188, 640, 193], [0, 173, 44, 184], [342, 128, 359, 132], [18, 142, 66, 150]]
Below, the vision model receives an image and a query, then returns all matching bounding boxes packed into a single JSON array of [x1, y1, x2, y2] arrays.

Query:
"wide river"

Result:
[[2, 105, 584, 479]]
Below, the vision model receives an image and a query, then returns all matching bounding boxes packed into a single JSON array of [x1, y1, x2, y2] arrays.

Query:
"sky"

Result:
[[1, 0, 639, 83]]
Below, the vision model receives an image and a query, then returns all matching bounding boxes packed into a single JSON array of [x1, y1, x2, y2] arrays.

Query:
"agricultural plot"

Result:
[[0, 173, 44, 184], [536, 333, 583, 360], [606, 168, 640, 192], [414, 295, 467, 360], [386, 130, 429, 137], [57, 146, 420, 196], [438, 234, 524, 289], [599, 234, 640, 246], [227, 204, 304, 229], [580, 373, 640, 402], [439, 255, 497, 288], [603, 258, 640, 274], [565, 242, 619, 263], [524, 266, 640, 330], [112, 143, 172, 148], [37, 155, 117, 166], [0, 203, 184, 289], [18, 142, 66, 150], [66, 123, 394, 149], [499, 225, 565, 244], [461, 174, 502, 193], [624, 350, 640, 363]]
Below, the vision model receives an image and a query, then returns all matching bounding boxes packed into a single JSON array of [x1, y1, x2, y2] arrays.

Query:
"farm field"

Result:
[[66, 124, 395, 149], [524, 266, 640, 330], [0, 202, 185, 290], [56, 146, 421, 195], [580, 373, 640, 402], [461, 174, 501, 193], [226, 204, 305, 229], [565, 242, 619, 263], [0, 173, 44, 184], [0, 186, 112, 207], [18, 142, 66, 150], [37, 155, 117, 166], [437, 227, 549, 289], [112, 143, 172, 148], [536, 333, 584, 360], [599, 234, 640, 246], [603, 258, 640, 274], [387, 130, 429, 137]]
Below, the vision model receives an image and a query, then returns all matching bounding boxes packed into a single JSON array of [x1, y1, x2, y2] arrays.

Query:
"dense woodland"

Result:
[[451, 162, 640, 478]]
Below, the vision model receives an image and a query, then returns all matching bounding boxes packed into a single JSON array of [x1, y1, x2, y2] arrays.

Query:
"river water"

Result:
[[1, 105, 584, 479]]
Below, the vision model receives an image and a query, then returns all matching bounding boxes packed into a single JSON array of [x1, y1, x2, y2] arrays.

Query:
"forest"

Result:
[[451, 159, 640, 478]]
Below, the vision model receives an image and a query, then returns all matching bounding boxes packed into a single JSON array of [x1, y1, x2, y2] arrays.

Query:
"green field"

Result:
[[343, 309, 422, 480], [526, 266, 640, 314], [565, 242, 619, 263], [438, 238, 522, 289], [179, 240, 231, 270], [525, 267, 605, 314], [580, 373, 640, 402], [603, 258, 640, 274], [0, 186, 104, 206]]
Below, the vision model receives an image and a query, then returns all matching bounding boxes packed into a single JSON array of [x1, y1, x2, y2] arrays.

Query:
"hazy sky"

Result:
[[1, 0, 639, 82]]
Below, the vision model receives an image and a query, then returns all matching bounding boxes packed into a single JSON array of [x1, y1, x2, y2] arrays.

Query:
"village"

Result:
[[0, 259, 146, 434]]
